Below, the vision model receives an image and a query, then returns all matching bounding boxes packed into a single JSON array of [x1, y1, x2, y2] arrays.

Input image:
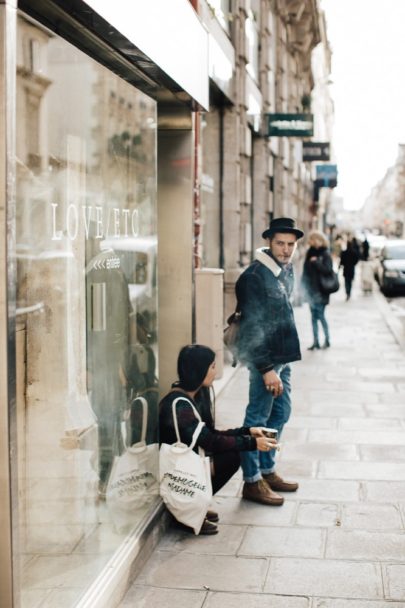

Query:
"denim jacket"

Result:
[[235, 248, 301, 373]]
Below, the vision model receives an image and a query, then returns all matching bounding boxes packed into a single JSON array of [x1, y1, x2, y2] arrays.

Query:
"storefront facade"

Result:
[[0, 1, 208, 606]]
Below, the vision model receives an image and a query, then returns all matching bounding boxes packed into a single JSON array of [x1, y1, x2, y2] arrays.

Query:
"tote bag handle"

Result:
[[171, 396, 205, 452], [125, 396, 148, 453]]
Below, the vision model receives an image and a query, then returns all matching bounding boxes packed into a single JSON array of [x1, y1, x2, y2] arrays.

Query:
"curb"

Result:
[[372, 285, 405, 349]]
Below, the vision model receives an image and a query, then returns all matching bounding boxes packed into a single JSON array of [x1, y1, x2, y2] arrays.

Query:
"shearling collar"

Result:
[[255, 248, 282, 277]]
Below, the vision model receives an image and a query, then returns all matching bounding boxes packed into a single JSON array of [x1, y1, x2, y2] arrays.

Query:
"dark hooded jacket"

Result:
[[234, 248, 301, 373], [301, 246, 334, 305], [340, 243, 359, 279]]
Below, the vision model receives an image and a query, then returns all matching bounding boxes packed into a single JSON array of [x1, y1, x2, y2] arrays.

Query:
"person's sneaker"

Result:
[[242, 479, 284, 506], [199, 518, 219, 535], [263, 472, 299, 492], [307, 343, 320, 350], [206, 509, 219, 523]]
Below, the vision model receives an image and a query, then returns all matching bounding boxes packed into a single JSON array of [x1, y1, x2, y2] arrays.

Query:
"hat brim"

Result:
[[262, 227, 304, 240]]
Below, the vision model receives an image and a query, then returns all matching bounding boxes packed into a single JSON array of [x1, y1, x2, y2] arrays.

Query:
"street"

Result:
[[119, 276, 405, 607]]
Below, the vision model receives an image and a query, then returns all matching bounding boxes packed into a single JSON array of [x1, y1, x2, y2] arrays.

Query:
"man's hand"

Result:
[[255, 436, 278, 452], [262, 369, 283, 397]]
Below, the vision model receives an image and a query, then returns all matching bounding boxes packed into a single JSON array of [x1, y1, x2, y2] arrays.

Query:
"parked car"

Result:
[[376, 239, 405, 296], [368, 234, 387, 259]]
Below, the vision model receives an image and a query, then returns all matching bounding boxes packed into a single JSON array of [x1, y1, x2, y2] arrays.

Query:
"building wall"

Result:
[[198, 0, 333, 328], [362, 144, 405, 237]]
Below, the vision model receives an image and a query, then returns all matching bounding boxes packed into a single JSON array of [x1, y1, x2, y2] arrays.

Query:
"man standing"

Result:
[[235, 217, 304, 505]]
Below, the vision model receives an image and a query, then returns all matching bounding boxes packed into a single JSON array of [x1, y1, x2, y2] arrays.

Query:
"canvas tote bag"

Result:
[[106, 396, 159, 532], [159, 397, 212, 534]]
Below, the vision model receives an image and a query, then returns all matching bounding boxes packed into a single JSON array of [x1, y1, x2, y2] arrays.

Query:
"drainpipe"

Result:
[[219, 104, 224, 269], [190, 0, 201, 270], [193, 111, 202, 270], [250, 134, 254, 262]]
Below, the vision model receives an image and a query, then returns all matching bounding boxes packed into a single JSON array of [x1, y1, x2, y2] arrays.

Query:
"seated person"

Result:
[[159, 344, 277, 535]]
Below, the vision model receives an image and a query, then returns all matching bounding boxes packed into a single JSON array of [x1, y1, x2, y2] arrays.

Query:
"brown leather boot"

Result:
[[242, 479, 284, 506], [263, 472, 299, 492]]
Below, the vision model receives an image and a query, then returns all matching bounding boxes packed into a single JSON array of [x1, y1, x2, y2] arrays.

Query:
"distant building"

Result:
[[362, 144, 405, 237]]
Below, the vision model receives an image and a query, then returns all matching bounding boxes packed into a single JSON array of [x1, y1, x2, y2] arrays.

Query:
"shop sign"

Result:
[[267, 113, 314, 137], [315, 164, 338, 188], [303, 141, 330, 162], [51, 203, 140, 241]]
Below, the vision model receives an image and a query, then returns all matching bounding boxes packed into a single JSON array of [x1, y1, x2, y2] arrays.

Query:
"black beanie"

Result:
[[177, 344, 216, 391]]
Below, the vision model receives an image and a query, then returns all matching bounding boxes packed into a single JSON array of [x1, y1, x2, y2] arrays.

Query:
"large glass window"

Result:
[[245, 1, 260, 83], [15, 13, 158, 606], [207, 0, 232, 34]]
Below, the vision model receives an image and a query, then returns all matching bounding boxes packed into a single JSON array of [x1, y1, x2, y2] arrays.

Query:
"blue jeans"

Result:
[[309, 302, 329, 343], [240, 364, 292, 482]]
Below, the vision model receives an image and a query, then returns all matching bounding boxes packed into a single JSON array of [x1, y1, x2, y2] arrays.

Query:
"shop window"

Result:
[[246, 1, 260, 83], [15, 13, 158, 606]]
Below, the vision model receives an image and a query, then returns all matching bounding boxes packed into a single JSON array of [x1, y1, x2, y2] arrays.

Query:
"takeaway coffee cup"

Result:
[[262, 427, 278, 439]]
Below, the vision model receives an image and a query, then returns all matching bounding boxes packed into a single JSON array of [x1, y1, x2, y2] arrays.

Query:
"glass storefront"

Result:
[[15, 13, 158, 606]]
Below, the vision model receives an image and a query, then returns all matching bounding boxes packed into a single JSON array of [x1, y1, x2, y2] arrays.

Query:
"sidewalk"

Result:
[[119, 278, 405, 607]]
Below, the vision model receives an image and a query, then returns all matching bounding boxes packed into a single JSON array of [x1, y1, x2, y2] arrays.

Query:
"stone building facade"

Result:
[[362, 144, 405, 237], [194, 0, 334, 345]]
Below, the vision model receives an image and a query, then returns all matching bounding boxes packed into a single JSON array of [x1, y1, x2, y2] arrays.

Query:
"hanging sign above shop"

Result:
[[267, 113, 314, 137], [315, 164, 338, 188], [303, 141, 330, 162]]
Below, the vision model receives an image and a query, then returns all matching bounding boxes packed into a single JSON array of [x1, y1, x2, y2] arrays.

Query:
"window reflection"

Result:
[[15, 13, 158, 606]]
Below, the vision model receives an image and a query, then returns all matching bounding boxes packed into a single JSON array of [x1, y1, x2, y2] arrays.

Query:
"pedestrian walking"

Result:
[[159, 344, 277, 534], [234, 217, 303, 506], [361, 236, 370, 261], [301, 230, 332, 350], [331, 233, 343, 259], [340, 238, 360, 300]]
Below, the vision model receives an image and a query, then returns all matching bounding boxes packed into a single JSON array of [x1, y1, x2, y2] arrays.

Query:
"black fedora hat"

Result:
[[262, 217, 304, 240]]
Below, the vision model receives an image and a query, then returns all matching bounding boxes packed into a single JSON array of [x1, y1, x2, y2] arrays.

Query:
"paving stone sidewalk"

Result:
[[120, 279, 405, 608]]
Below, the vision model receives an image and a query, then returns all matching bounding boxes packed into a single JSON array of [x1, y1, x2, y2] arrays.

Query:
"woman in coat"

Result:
[[340, 238, 360, 300], [301, 230, 333, 350], [159, 344, 277, 535]]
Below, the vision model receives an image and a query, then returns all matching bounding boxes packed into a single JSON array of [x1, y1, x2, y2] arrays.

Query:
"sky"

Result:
[[321, 0, 405, 210]]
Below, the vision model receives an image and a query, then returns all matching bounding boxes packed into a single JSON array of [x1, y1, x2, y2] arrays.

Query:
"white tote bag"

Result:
[[106, 396, 159, 532], [159, 397, 213, 535]]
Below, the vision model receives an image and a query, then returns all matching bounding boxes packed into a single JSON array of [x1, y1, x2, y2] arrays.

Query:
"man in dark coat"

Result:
[[340, 238, 360, 300], [234, 217, 304, 506]]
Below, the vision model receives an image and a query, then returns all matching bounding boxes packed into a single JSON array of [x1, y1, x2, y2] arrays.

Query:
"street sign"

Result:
[[315, 163, 338, 188], [267, 113, 314, 137], [303, 141, 330, 162]]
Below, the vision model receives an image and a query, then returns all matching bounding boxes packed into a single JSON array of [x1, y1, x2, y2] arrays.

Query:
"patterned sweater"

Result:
[[159, 388, 257, 454]]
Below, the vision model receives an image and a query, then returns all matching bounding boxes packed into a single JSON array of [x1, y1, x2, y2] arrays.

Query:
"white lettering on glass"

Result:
[[66, 204, 79, 240], [113, 208, 120, 237], [95, 206, 103, 239], [51, 203, 62, 241], [122, 208, 129, 237], [50, 203, 142, 240], [82, 205, 92, 239], [131, 209, 139, 237]]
